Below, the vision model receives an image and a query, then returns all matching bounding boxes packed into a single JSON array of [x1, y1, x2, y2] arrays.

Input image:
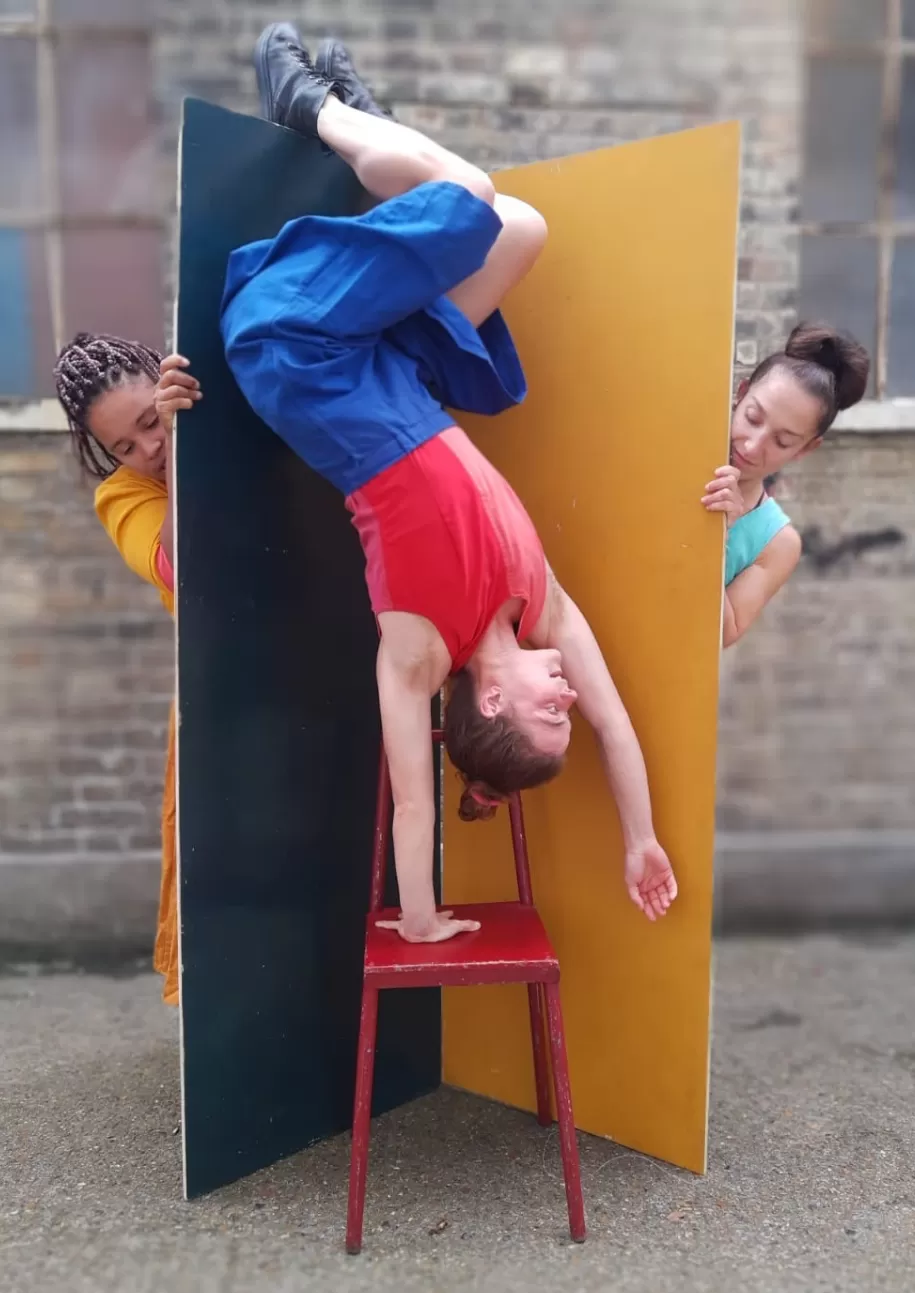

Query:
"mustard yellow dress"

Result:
[[94, 467, 178, 1006]]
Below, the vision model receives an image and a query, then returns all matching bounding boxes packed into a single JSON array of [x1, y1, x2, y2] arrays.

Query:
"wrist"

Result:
[[401, 906, 437, 938], [623, 828, 656, 854]]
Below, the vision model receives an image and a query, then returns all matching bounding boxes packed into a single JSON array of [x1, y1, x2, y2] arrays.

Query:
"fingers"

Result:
[[158, 375, 201, 398], [157, 356, 201, 424], [373, 915, 480, 943], [703, 481, 736, 501], [422, 919, 481, 943], [642, 874, 678, 919], [160, 353, 190, 375], [375, 911, 454, 926], [157, 383, 202, 419], [648, 886, 669, 919], [630, 872, 678, 922], [161, 372, 200, 394], [702, 477, 739, 513], [628, 885, 654, 922], [714, 465, 741, 480]]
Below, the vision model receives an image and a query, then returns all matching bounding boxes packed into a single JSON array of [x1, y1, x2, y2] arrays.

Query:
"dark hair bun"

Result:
[[458, 782, 502, 823], [785, 322, 869, 411]]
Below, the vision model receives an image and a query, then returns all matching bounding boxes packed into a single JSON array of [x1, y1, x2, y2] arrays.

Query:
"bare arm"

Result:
[[374, 631, 481, 942], [541, 585, 655, 848], [533, 579, 676, 919], [723, 526, 801, 648], [376, 640, 438, 929]]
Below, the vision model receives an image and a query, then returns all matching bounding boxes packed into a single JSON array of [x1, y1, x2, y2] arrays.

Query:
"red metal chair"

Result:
[[346, 731, 586, 1254]]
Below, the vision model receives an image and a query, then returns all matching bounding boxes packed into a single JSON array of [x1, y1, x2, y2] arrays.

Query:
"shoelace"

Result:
[[287, 41, 335, 86]]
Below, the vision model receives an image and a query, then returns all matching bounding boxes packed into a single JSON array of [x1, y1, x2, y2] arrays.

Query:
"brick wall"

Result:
[[0, 436, 172, 866], [719, 434, 915, 831], [2, 0, 912, 954], [157, 0, 802, 376]]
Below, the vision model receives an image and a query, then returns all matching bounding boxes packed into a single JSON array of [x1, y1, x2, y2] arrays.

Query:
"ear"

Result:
[[478, 685, 506, 719]]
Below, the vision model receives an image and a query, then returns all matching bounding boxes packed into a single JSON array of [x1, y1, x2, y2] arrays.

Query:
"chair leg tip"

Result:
[[345, 1236, 363, 1256]]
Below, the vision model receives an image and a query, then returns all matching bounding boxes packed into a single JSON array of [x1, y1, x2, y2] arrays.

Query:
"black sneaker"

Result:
[[253, 22, 342, 137], [314, 39, 393, 119]]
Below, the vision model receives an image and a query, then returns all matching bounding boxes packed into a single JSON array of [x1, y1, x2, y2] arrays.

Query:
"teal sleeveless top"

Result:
[[725, 496, 791, 587]]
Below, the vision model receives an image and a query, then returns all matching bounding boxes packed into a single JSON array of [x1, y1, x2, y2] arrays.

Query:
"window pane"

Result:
[[62, 228, 164, 350], [0, 0, 37, 14], [54, 0, 150, 23], [806, 0, 888, 44], [904, 0, 915, 40], [800, 234, 878, 395], [0, 36, 41, 211], [887, 241, 915, 396], [0, 230, 55, 398], [55, 35, 156, 217], [802, 55, 882, 222], [895, 58, 915, 218]]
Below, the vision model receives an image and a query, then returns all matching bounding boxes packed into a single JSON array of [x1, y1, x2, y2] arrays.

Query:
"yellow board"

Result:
[[442, 123, 740, 1175]]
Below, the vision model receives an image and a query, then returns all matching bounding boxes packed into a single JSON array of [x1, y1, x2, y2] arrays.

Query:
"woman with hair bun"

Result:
[[702, 322, 870, 646]]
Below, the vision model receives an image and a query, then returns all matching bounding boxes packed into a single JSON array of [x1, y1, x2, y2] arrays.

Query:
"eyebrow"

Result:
[[749, 396, 805, 439], [133, 403, 156, 428]]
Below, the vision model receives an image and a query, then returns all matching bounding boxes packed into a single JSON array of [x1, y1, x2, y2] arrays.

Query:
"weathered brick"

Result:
[[0, 833, 82, 854], [0, 451, 59, 474], [0, 0, 910, 900]]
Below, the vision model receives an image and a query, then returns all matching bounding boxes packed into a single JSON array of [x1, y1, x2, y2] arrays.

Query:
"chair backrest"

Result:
[[369, 733, 535, 914]]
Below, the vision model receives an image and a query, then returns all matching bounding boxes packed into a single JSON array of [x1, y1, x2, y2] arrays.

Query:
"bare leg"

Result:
[[448, 193, 547, 327], [317, 96, 494, 205], [316, 97, 546, 322]]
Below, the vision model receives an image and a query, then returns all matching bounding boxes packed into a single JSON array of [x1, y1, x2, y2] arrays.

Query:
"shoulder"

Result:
[[758, 522, 802, 575], [94, 467, 165, 514], [377, 611, 450, 692], [526, 563, 568, 645]]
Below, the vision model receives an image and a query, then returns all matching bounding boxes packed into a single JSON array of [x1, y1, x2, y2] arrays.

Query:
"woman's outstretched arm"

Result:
[[531, 579, 677, 921]]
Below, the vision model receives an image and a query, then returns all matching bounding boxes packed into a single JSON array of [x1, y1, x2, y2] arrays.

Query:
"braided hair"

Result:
[[54, 332, 163, 479]]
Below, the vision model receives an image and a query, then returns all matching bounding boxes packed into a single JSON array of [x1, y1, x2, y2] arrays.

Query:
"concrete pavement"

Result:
[[2, 934, 914, 1293]]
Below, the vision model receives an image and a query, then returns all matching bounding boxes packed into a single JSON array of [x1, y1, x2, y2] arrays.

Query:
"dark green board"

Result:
[[175, 98, 440, 1199]]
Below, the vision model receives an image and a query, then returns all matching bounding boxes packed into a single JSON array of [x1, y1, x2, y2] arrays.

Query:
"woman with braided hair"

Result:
[[54, 331, 201, 1005]]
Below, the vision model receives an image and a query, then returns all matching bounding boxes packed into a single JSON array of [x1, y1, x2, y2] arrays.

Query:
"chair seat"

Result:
[[364, 902, 560, 989]]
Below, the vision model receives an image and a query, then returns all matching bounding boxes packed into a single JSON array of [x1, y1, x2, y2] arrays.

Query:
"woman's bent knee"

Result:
[[495, 195, 548, 252], [454, 164, 496, 207]]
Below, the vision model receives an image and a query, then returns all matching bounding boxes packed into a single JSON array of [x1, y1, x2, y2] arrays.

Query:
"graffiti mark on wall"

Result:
[[800, 525, 907, 571]]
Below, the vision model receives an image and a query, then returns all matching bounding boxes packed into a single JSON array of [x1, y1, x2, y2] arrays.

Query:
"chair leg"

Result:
[[544, 982, 586, 1243], [346, 984, 379, 1255], [527, 983, 552, 1127]]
